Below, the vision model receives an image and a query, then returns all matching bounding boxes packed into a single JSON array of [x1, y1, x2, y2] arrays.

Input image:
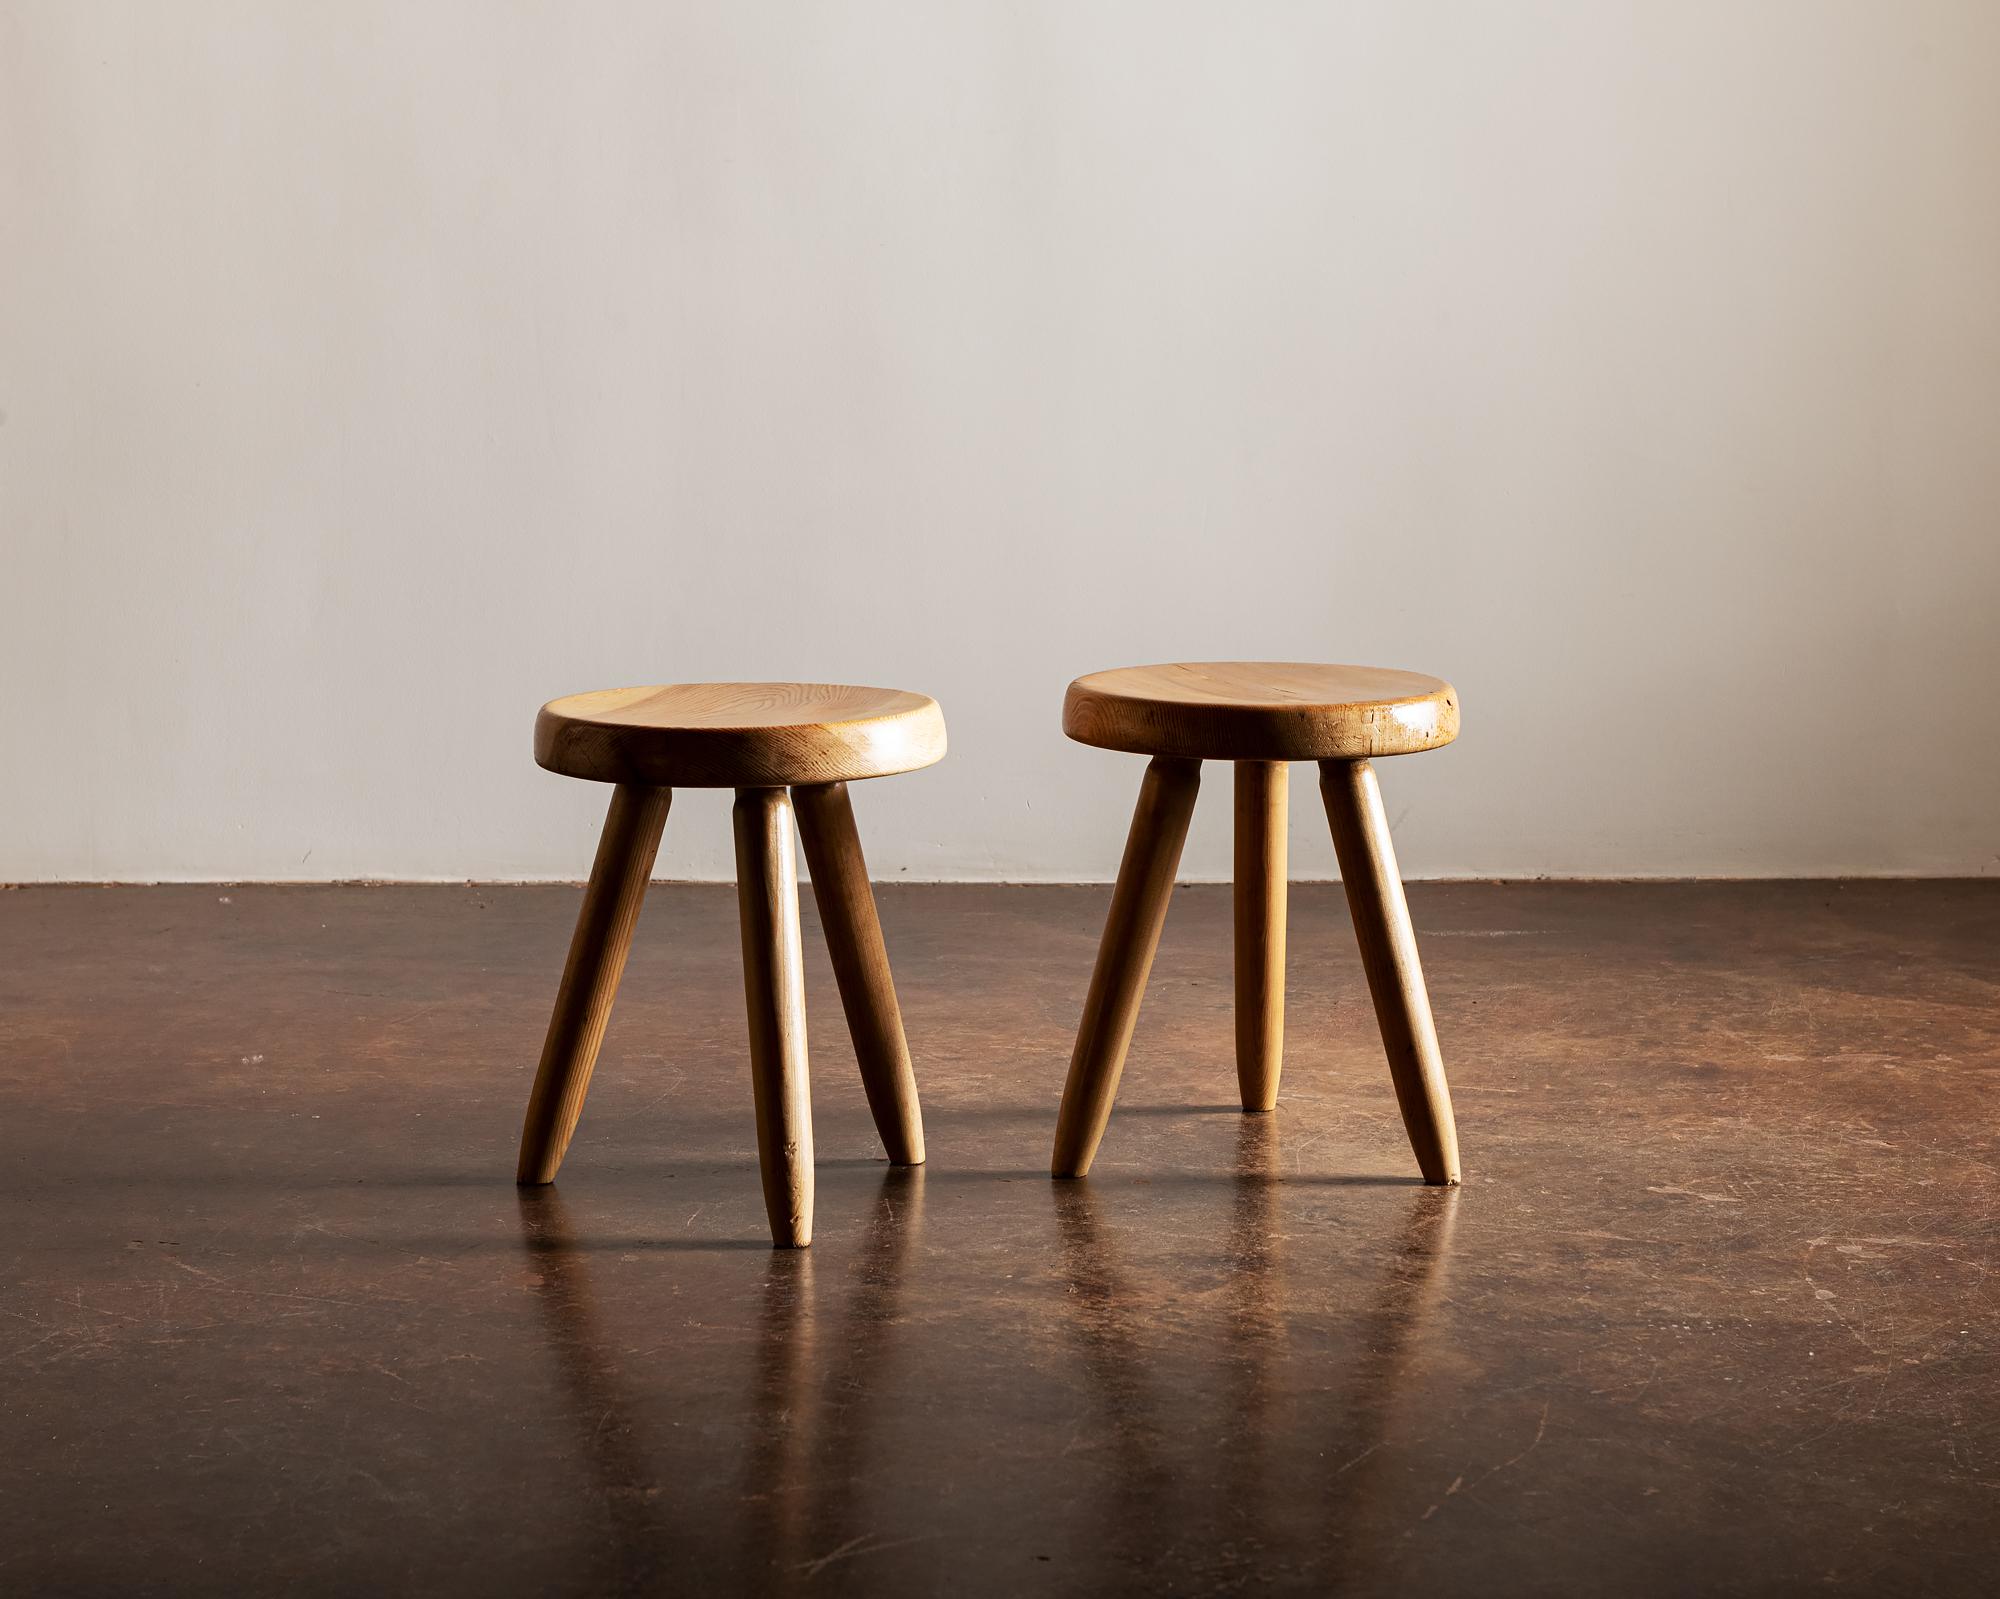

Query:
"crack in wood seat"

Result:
[[536, 682, 948, 789], [1062, 662, 1458, 762]]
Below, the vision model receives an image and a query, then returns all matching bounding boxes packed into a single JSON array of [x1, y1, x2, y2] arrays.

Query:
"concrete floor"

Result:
[[3, 880, 1997, 1595]]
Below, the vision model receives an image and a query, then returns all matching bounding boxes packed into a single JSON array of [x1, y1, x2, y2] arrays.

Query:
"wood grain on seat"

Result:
[[1062, 662, 1458, 762], [536, 682, 947, 789]]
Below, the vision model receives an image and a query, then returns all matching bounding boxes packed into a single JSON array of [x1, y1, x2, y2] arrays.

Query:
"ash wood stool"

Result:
[[1051, 662, 1463, 1185], [516, 682, 946, 1247]]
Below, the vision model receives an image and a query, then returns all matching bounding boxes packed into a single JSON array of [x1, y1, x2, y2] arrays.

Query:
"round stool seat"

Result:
[[536, 682, 947, 788], [1063, 661, 1458, 762]]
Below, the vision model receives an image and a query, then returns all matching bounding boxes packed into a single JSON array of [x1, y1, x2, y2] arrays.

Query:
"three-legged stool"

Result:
[[1049, 662, 1462, 1184], [515, 682, 946, 1246]]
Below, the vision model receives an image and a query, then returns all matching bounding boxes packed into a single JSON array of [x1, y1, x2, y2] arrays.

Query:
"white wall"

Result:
[[4, 2, 1997, 883]]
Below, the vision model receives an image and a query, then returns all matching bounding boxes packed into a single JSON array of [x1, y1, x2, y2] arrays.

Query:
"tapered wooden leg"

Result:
[[1233, 760, 1287, 1112], [734, 788, 815, 1248], [793, 781, 925, 1166], [1319, 759, 1461, 1185], [516, 784, 672, 1184], [1051, 756, 1202, 1178]]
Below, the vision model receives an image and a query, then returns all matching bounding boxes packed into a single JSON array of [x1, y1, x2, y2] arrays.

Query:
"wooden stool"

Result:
[[515, 682, 946, 1247], [1050, 662, 1463, 1185]]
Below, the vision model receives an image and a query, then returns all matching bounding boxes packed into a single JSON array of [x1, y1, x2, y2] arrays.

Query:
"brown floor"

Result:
[[3, 880, 1997, 1596]]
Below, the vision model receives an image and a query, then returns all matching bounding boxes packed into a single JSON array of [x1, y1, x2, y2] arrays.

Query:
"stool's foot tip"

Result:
[[769, 1215, 813, 1248], [1051, 1134, 1097, 1179]]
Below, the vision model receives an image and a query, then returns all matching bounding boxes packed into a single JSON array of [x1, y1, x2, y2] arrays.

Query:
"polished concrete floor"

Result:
[[3, 880, 1997, 1595]]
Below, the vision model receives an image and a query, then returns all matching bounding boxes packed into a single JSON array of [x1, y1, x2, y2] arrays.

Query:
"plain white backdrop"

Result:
[[4, 3, 1997, 882]]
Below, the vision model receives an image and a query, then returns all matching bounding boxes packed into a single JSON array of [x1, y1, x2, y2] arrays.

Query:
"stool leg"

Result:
[[1051, 756, 1202, 1178], [516, 783, 672, 1185], [1318, 759, 1461, 1185], [734, 787, 816, 1247], [1233, 760, 1288, 1112], [793, 781, 926, 1166]]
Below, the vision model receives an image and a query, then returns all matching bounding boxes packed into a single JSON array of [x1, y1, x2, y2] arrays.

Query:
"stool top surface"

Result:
[[536, 682, 946, 788], [1063, 661, 1458, 762]]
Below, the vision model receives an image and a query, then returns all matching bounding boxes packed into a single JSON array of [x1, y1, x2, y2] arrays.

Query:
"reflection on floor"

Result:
[[3, 881, 1997, 1594]]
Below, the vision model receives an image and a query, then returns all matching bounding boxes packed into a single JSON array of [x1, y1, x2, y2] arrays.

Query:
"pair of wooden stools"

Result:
[[516, 664, 1462, 1247]]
